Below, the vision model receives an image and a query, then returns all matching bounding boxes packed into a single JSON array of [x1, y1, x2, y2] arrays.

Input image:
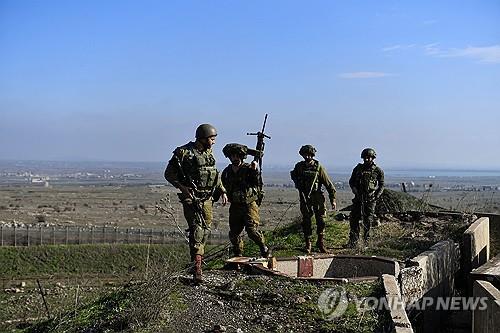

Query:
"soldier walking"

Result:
[[290, 145, 337, 253], [164, 124, 227, 283], [348, 148, 384, 247], [221, 143, 269, 258]]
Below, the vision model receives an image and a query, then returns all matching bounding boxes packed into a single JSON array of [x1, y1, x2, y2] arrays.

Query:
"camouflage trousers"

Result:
[[182, 199, 213, 258], [349, 197, 376, 244], [299, 191, 327, 238], [228, 201, 266, 255]]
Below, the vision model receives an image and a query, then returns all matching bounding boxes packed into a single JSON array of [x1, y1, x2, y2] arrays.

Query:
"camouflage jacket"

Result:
[[221, 163, 259, 204], [164, 141, 225, 199], [290, 160, 336, 201], [349, 163, 384, 199]]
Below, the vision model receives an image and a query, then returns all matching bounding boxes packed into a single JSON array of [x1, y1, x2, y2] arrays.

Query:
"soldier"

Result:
[[164, 124, 228, 283], [221, 143, 269, 258], [347, 148, 384, 247], [290, 145, 337, 253]]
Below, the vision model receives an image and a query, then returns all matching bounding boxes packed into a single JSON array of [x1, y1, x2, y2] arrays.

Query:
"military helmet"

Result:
[[195, 124, 217, 139], [223, 143, 248, 159], [299, 145, 317, 156], [361, 148, 377, 159]]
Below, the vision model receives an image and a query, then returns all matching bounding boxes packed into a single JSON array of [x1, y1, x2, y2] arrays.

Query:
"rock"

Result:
[[295, 296, 306, 304]]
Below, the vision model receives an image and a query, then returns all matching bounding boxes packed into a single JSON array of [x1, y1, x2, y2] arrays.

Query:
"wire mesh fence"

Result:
[[0, 224, 228, 247]]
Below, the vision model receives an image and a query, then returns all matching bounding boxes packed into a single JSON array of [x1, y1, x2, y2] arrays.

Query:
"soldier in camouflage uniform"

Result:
[[221, 143, 269, 257], [348, 148, 384, 247], [290, 145, 337, 253], [164, 124, 228, 283]]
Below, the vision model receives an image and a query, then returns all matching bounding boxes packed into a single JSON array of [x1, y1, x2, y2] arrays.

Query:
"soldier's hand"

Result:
[[331, 200, 337, 211], [179, 185, 193, 199], [250, 161, 258, 170], [221, 193, 228, 206]]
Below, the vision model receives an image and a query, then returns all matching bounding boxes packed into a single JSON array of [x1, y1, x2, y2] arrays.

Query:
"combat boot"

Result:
[[316, 234, 328, 253], [304, 237, 312, 254], [193, 254, 203, 284]]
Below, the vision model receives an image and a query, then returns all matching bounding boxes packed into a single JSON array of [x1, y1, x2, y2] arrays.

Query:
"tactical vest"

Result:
[[297, 161, 320, 193], [181, 145, 218, 193], [222, 164, 259, 204], [357, 165, 379, 193]]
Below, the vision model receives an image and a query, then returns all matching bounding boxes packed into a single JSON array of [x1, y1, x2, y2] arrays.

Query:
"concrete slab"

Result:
[[470, 254, 500, 289], [472, 280, 500, 333], [383, 274, 413, 332], [463, 217, 490, 278]]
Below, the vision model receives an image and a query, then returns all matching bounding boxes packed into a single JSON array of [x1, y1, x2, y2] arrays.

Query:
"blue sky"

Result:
[[1, 0, 499, 169]]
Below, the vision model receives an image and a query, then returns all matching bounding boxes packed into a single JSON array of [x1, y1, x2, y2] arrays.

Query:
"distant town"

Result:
[[1, 160, 499, 193]]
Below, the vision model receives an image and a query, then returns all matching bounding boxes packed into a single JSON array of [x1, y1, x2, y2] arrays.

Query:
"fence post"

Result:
[[1, 225, 3, 246], [40, 225, 43, 246], [102, 226, 106, 243], [65, 226, 69, 245], [150, 228, 153, 244], [138, 228, 141, 244], [114, 227, 118, 244], [14, 224, 17, 247], [126, 228, 129, 244], [52, 226, 56, 245], [91, 226, 94, 244], [27, 225, 30, 246], [162, 229, 166, 244], [78, 227, 81, 245]]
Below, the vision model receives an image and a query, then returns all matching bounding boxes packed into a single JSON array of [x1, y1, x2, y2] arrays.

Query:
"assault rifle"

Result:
[[247, 114, 271, 206]]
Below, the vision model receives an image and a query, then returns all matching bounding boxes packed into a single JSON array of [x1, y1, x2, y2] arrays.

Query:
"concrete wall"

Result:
[[472, 280, 500, 333], [399, 240, 460, 333], [463, 217, 490, 281], [382, 274, 413, 333], [400, 240, 460, 305]]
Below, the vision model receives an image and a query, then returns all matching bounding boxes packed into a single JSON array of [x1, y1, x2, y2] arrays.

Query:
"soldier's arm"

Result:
[[319, 165, 336, 202], [247, 165, 260, 187], [164, 155, 182, 188], [290, 163, 299, 188], [220, 167, 232, 194], [349, 166, 358, 195], [374, 167, 385, 199], [164, 149, 192, 198]]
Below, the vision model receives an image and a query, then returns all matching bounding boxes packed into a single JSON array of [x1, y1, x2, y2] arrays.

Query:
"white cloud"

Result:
[[382, 44, 416, 52], [338, 72, 395, 79], [424, 44, 500, 64]]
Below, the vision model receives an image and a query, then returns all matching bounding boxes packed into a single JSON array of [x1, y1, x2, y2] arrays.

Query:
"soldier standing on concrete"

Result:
[[290, 145, 337, 253], [164, 124, 228, 283], [348, 148, 384, 247], [221, 143, 269, 258]]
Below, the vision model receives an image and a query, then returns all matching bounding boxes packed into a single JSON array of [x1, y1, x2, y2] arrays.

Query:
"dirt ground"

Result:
[[1, 185, 498, 232]]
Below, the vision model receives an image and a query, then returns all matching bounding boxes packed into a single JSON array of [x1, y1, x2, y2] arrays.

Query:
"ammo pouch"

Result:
[[230, 188, 259, 204]]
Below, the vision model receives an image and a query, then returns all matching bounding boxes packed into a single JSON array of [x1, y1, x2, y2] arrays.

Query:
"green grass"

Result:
[[0, 244, 190, 279]]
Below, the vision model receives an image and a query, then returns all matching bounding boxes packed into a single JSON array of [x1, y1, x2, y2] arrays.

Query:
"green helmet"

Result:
[[223, 143, 248, 159], [299, 145, 317, 156], [361, 148, 376, 159], [195, 124, 217, 139]]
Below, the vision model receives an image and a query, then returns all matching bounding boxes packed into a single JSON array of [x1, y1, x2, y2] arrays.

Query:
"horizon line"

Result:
[[1, 158, 500, 173]]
